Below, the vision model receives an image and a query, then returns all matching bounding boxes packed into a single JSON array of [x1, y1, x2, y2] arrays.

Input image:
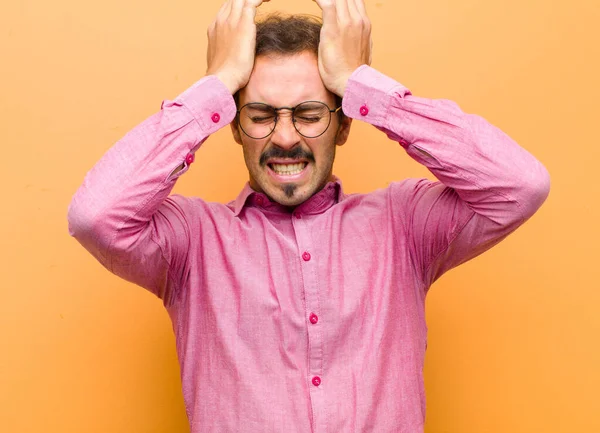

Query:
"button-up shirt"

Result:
[[68, 65, 550, 432]]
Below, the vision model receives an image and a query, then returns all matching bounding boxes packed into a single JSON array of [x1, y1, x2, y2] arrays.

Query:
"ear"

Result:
[[334, 115, 353, 146], [230, 119, 243, 145]]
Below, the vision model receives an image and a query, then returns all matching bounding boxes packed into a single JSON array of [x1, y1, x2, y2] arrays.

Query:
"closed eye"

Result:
[[250, 116, 275, 124], [296, 116, 321, 123]]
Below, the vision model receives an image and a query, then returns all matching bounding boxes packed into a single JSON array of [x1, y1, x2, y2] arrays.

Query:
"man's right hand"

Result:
[[206, 0, 271, 95]]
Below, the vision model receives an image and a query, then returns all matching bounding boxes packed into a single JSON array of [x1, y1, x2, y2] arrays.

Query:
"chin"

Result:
[[269, 185, 310, 207], [273, 195, 307, 207], [251, 169, 328, 207]]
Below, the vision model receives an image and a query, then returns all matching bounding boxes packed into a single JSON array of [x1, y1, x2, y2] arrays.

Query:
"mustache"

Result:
[[259, 147, 316, 166]]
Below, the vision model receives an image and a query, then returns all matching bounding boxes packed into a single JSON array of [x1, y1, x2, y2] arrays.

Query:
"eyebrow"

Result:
[[294, 103, 326, 110], [248, 103, 273, 108], [246, 102, 330, 110]]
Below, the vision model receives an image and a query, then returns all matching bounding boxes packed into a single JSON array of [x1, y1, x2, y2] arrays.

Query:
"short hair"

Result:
[[255, 13, 322, 57], [235, 13, 344, 117]]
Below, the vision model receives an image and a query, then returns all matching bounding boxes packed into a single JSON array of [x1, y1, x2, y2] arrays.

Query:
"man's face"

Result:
[[231, 51, 352, 207]]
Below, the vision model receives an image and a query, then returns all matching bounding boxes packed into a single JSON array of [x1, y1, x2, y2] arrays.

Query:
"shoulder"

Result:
[[340, 178, 441, 206], [164, 194, 237, 221]]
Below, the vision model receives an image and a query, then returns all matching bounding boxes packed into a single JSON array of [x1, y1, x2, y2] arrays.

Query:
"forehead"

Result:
[[239, 51, 334, 107]]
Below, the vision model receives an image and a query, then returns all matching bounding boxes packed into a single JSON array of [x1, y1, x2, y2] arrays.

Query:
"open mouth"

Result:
[[267, 161, 309, 176]]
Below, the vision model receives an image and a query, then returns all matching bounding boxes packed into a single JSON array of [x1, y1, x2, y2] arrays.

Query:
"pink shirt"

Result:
[[68, 66, 550, 432]]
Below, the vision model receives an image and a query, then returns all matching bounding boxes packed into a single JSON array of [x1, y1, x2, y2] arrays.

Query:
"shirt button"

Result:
[[211, 113, 221, 123], [185, 153, 195, 164], [309, 313, 318, 324], [302, 251, 311, 262], [294, 213, 302, 219], [359, 105, 369, 116], [256, 196, 264, 205], [312, 376, 321, 387]]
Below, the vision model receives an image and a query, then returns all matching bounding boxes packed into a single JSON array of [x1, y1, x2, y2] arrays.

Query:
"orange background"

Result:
[[1, 0, 599, 432]]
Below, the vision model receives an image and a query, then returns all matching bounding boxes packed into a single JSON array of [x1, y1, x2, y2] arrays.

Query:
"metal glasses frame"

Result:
[[236, 101, 343, 139]]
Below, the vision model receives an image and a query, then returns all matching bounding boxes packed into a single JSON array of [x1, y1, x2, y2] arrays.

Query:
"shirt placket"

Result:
[[292, 211, 327, 433]]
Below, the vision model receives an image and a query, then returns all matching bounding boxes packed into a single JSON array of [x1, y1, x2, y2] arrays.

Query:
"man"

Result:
[[67, 0, 550, 431]]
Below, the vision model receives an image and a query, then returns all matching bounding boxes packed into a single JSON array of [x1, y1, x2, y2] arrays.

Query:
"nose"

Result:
[[270, 112, 301, 149]]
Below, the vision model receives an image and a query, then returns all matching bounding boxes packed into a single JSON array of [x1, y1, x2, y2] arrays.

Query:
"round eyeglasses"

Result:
[[236, 101, 343, 139]]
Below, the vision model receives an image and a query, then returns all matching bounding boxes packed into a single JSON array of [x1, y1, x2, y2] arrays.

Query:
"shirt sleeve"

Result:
[[342, 65, 551, 289], [67, 76, 237, 306]]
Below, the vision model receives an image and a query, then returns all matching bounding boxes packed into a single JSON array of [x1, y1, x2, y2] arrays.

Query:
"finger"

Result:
[[217, 0, 233, 21], [229, 0, 246, 22], [353, 0, 371, 37], [210, 0, 230, 28], [243, 0, 271, 9], [353, 0, 368, 18], [238, 0, 270, 20], [312, 0, 338, 26], [346, 0, 360, 20], [334, 0, 350, 21]]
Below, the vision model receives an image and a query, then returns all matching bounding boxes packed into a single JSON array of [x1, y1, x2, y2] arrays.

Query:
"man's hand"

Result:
[[206, 0, 271, 94], [313, 0, 372, 97]]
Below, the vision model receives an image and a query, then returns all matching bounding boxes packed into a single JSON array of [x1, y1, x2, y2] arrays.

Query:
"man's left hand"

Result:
[[312, 0, 373, 97]]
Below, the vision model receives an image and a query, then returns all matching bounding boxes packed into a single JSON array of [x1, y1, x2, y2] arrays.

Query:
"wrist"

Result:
[[210, 71, 240, 95], [333, 73, 352, 98]]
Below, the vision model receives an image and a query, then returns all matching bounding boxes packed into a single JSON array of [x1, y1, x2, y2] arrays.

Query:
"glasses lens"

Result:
[[239, 104, 277, 139], [293, 102, 332, 138]]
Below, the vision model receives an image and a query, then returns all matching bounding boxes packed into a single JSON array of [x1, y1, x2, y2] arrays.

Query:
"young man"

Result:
[[68, 0, 550, 431]]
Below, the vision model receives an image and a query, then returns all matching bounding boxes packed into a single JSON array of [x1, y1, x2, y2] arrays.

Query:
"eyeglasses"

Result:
[[236, 101, 343, 139]]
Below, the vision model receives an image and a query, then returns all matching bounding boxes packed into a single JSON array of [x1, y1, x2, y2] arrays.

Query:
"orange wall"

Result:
[[1, 0, 598, 432]]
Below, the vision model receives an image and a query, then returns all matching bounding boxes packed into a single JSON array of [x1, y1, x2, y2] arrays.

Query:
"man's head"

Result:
[[230, 14, 352, 207]]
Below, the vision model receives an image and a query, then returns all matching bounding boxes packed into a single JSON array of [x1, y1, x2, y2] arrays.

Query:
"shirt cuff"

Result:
[[172, 75, 237, 137], [342, 65, 412, 127]]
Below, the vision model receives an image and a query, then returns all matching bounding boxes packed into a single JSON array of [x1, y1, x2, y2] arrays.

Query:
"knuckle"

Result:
[[352, 17, 369, 33]]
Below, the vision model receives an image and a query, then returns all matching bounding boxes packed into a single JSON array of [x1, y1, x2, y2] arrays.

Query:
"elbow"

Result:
[[520, 162, 551, 220], [67, 196, 88, 239], [67, 196, 115, 267], [67, 195, 104, 245]]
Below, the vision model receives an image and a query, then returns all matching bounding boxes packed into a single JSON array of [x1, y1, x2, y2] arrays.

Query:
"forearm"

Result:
[[343, 65, 551, 226], [67, 75, 236, 266]]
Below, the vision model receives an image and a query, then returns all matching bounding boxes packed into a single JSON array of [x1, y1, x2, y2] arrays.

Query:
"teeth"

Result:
[[271, 163, 306, 175]]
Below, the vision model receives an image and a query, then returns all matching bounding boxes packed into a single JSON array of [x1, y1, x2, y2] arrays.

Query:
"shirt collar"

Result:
[[231, 177, 345, 217]]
